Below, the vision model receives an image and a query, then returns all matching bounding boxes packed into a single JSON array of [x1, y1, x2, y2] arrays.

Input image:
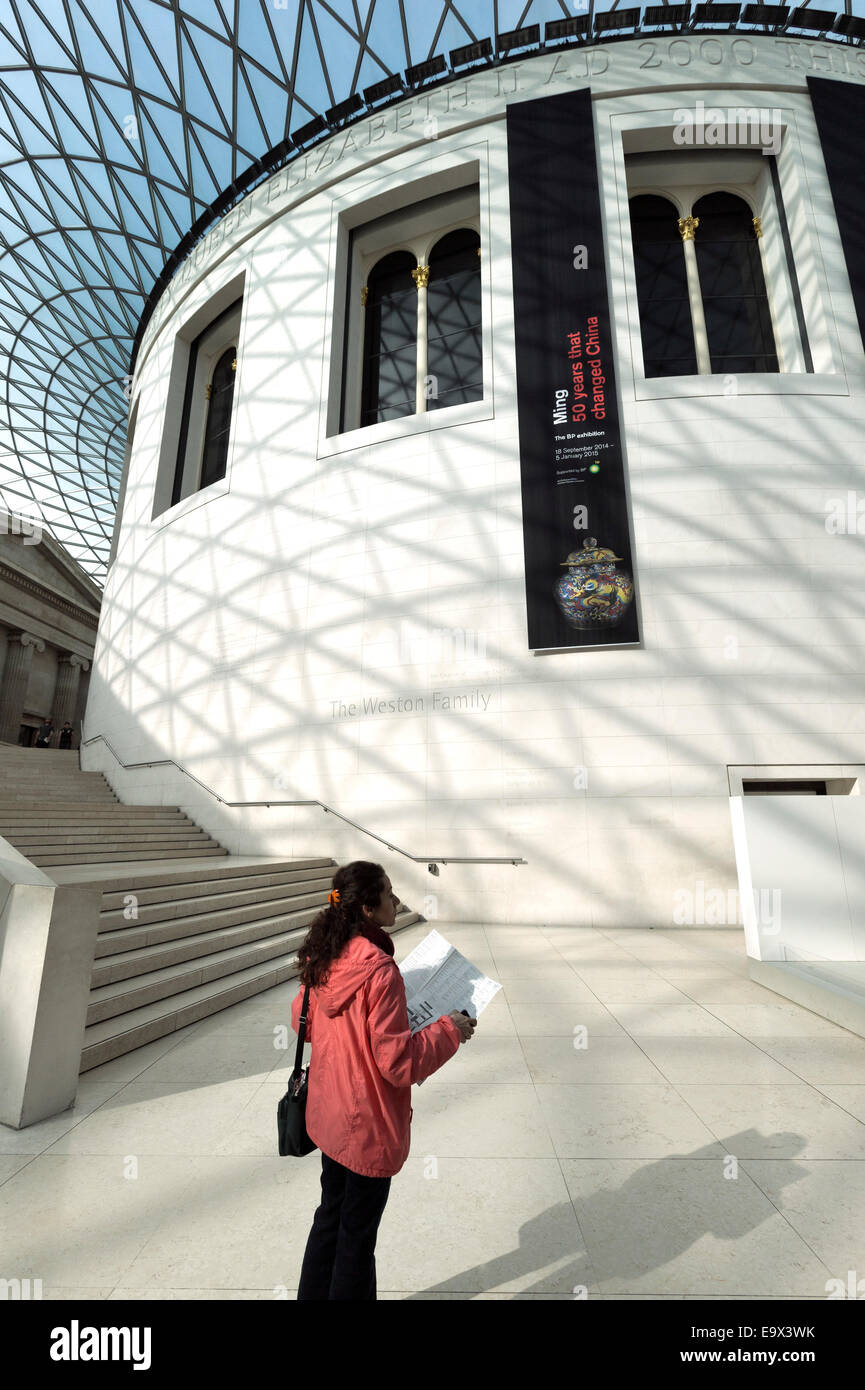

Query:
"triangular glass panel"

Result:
[[71, 0, 129, 82], [125, 18, 180, 106]]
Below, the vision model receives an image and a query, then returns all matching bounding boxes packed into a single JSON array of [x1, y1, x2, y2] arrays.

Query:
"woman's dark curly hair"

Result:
[[296, 860, 388, 989]]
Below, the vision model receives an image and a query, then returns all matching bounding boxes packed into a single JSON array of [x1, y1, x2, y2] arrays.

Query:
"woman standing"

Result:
[[291, 860, 476, 1300]]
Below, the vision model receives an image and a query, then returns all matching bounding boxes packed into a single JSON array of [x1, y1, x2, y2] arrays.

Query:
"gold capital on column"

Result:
[[411, 264, 430, 289], [360, 285, 368, 306], [678, 215, 699, 242], [753, 216, 763, 238]]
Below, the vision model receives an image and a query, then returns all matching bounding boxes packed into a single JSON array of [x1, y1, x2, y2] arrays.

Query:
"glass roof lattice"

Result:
[[1, 0, 864, 585]]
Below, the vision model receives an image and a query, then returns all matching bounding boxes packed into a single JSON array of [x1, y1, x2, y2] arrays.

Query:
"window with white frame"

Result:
[[626, 149, 794, 378], [339, 185, 481, 432], [170, 296, 242, 507]]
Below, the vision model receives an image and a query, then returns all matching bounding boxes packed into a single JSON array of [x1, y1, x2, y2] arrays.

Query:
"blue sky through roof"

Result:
[[0, 0, 863, 583]]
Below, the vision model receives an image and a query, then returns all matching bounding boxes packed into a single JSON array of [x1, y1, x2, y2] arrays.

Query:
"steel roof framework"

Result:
[[0, 0, 862, 584]]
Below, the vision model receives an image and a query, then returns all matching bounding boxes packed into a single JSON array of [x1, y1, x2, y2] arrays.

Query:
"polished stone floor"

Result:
[[2, 922, 865, 1300]]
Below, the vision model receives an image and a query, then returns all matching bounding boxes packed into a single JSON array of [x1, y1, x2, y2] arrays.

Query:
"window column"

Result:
[[412, 263, 430, 413], [678, 215, 712, 375]]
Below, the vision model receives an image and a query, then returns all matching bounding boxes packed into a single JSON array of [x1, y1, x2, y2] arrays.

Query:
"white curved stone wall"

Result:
[[83, 35, 865, 927]]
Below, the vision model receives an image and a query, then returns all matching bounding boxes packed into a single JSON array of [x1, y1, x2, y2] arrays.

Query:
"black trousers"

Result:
[[296, 1150, 392, 1300]]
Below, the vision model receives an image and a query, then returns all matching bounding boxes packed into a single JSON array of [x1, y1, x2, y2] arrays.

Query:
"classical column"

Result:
[[678, 215, 712, 375], [0, 632, 45, 744], [412, 263, 430, 412], [751, 216, 775, 360], [51, 653, 89, 735]]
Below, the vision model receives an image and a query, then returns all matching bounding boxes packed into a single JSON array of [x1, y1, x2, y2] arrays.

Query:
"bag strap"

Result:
[[291, 983, 311, 1081]]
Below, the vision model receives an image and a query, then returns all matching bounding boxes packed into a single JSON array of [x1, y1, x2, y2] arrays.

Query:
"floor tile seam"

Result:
[[20, 1146, 865, 1159], [582, 931, 723, 974], [725, 1159, 840, 1285], [41, 1076, 282, 1157], [694, 997, 865, 1045], [1, 1078, 136, 1160], [482, 979, 603, 1292], [684, 1023, 865, 1094], [13, 1200, 182, 1291], [89, 1288, 834, 1297], [547, 924, 739, 975], [82, 1027, 220, 1094], [0, 1151, 43, 1186], [573, 1007, 849, 1091], [808, 1084, 865, 1126]]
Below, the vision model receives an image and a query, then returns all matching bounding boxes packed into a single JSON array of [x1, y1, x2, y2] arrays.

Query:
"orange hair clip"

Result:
[[328, 888, 341, 906]]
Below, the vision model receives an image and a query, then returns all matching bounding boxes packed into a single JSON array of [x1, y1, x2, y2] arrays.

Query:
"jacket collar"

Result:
[[354, 919, 395, 958]]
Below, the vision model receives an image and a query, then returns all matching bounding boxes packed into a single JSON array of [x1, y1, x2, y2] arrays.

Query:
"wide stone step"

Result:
[[0, 789, 111, 800], [0, 750, 78, 761], [95, 892, 330, 967], [0, 784, 117, 794], [98, 870, 334, 930], [0, 820, 188, 835], [91, 905, 331, 1001], [29, 845, 230, 866], [5, 826, 211, 846], [94, 857, 335, 903], [88, 928, 312, 1022], [18, 799, 176, 808], [0, 793, 119, 806], [0, 784, 112, 794], [0, 773, 113, 781], [79, 909, 422, 1071], [14, 836, 219, 857], [0, 807, 185, 823], [6, 816, 204, 835]]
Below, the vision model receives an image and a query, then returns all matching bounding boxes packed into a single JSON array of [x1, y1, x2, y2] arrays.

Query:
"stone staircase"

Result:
[[0, 745, 225, 866], [0, 746, 423, 1072]]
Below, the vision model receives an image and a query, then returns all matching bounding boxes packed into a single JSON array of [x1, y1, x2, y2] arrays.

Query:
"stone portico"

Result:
[[0, 510, 101, 748]]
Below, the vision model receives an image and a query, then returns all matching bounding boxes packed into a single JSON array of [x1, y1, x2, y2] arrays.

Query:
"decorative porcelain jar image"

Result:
[[554, 535, 634, 630]]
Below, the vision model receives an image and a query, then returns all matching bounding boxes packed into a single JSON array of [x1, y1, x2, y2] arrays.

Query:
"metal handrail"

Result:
[[79, 732, 527, 869]]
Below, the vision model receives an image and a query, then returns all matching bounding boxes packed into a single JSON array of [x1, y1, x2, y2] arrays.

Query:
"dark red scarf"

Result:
[[355, 920, 395, 957]]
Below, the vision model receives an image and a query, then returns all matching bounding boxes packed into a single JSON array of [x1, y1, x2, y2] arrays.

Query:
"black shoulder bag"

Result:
[[277, 983, 318, 1157]]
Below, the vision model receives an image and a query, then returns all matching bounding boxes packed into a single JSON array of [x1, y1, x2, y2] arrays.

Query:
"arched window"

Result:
[[426, 228, 482, 410], [629, 195, 697, 378], [200, 345, 236, 489], [360, 250, 418, 425], [167, 295, 242, 513], [692, 191, 778, 374]]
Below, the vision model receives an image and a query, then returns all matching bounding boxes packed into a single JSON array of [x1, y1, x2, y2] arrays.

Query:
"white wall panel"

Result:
[[85, 35, 865, 927]]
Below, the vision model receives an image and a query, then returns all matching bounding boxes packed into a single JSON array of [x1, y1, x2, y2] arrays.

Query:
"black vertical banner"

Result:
[[506, 87, 640, 651], [807, 76, 865, 359]]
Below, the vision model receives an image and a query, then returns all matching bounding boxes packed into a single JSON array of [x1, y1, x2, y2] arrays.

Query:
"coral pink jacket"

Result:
[[290, 933, 461, 1178]]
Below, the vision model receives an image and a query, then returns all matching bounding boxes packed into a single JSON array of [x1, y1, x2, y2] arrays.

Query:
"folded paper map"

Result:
[[398, 929, 501, 1084]]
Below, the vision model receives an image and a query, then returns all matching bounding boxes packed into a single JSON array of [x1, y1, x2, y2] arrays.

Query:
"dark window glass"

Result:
[[743, 781, 827, 794], [200, 346, 236, 489], [361, 250, 417, 426], [693, 191, 779, 374], [171, 296, 242, 507], [426, 228, 482, 410], [629, 195, 698, 378]]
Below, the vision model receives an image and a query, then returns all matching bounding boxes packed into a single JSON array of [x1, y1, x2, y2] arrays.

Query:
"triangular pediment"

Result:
[[0, 512, 102, 616]]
